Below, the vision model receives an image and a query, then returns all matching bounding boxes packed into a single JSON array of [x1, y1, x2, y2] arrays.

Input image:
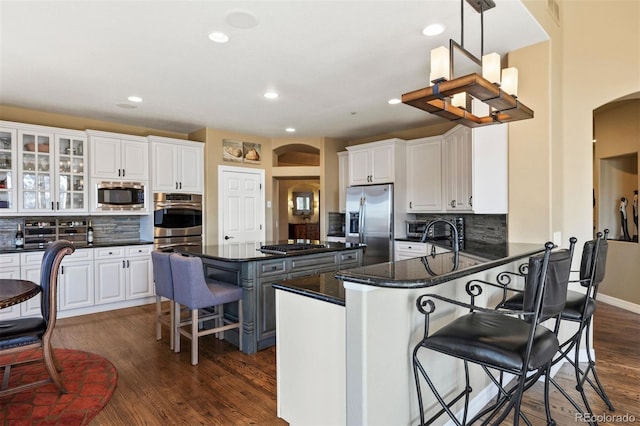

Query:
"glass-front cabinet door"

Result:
[[55, 135, 87, 212], [18, 130, 54, 213], [0, 127, 17, 213]]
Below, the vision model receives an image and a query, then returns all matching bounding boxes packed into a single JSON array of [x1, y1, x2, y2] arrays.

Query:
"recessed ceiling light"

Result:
[[264, 92, 279, 99], [225, 10, 259, 29], [127, 96, 143, 103], [422, 23, 445, 36], [208, 31, 230, 43], [388, 98, 401, 105], [285, 128, 296, 133]]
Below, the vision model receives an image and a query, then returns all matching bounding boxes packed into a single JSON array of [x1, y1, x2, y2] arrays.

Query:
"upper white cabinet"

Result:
[[347, 139, 405, 186], [443, 126, 472, 212], [338, 151, 348, 212], [0, 126, 17, 213], [404, 125, 507, 214], [0, 121, 89, 214], [406, 136, 443, 212], [149, 136, 203, 194], [87, 130, 148, 181]]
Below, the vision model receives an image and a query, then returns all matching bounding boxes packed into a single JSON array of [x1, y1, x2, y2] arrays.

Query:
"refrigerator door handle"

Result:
[[359, 196, 365, 244]]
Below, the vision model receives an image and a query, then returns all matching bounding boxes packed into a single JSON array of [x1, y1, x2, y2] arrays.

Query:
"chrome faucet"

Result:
[[420, 219, 459, 269]]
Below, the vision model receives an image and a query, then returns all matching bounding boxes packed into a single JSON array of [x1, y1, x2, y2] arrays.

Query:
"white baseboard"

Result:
[[597, 294, 640, 314]]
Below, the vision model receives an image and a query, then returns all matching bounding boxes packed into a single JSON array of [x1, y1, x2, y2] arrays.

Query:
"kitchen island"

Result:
[[273, 242, 546, 425], [175, 241, 364, 354]]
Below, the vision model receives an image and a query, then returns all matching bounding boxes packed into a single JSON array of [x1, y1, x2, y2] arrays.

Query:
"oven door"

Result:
[[153, 202, 203, 238]]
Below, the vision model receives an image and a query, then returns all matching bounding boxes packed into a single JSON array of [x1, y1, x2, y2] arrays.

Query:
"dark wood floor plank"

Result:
[[47, 301, 638, 425]]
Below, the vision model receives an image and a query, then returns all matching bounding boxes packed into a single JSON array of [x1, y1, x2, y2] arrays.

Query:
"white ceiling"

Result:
[[0, 0, 547, 140]]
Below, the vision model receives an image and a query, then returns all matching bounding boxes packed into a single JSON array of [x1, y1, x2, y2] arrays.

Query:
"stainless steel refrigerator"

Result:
[[346, 184, 393, 265]]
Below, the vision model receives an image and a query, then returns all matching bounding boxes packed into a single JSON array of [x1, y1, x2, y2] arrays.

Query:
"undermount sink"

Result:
[[258, 243, 327, 254]]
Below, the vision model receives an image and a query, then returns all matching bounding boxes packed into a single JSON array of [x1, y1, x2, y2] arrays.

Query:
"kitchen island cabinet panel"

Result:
[[178, 243, 364, 354]]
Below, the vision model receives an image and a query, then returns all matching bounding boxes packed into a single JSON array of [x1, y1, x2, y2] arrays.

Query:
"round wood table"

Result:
[[0, 279, 41, 309]]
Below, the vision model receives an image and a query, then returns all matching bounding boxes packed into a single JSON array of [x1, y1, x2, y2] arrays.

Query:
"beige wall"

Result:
[[514, 0, 640, 305]]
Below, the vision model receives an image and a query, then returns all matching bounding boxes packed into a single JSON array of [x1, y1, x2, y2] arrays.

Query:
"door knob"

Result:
[[224, 235, 234, 240]]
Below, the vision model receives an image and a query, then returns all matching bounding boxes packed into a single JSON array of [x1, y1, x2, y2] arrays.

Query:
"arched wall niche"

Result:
[[273, 143, 320, 167]]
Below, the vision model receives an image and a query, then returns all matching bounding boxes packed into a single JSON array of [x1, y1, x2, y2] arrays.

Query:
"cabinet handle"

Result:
[[469, 196, 473, 207], [409, 201, 412, 209], [122, 169, 126, 177], [179, 182, 182, 189], [451, 200, 456, 208], [56, 201, 59, 210], [127, 260, 130, 268], [431, 245, 436, 258], [176, 182, 179, 189], [122, 260, 126, 268], [51, 202, 55, 211], [118, 169, 122, 177], [61, 265, 64, 274]]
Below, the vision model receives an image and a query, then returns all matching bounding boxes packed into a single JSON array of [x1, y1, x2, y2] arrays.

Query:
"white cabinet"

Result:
[[19, 251, 46, 317], [14, 124, 88, 214], [443, 126, 472, 212], [59, 249, 94, 311], [347, 139, 405, 186], [0, 253, 22, 319], [88, 131, 149, 181], [0, 126, 18, 213], [94, 245, 153, 305], [394, 241, 428, 261], [338, 151, 348, 212], [406, 137, 443, 212], [150, 137, 203, 193], [471, 125, 508, 214]]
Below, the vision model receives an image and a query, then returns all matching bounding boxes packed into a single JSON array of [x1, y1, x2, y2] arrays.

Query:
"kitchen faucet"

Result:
[[420, 219, 459, 270]]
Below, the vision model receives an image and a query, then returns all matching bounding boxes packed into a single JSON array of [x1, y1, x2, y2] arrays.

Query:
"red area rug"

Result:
[[0, 348, 117, 425]]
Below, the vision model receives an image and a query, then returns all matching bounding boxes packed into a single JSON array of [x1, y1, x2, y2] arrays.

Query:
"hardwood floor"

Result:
[[49, 302, 639, 425]]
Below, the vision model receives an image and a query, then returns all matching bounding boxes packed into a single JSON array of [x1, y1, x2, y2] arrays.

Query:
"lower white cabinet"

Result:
[[94, 245, 153, 305], [0, 244, 153, 319], [394, 241, 449, 261]]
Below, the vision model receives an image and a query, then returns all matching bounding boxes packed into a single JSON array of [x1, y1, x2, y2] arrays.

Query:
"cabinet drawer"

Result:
[[64, 248, 94, 263], [395, 241, 427, 254], [339, 250, 360, 265], [126, 245, 152, 257], [258, 259, 287, 277], [94, 247, 125, 258], [0, 253, 20, 268], [290, 252, 337, 271], [21, 251, 44, 266]]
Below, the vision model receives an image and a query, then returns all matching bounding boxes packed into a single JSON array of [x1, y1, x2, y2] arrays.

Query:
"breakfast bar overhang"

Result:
[[273, 242, 550, 425]]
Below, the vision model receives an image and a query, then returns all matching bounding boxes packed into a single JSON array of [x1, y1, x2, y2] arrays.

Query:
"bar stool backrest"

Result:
[[151, 251, 174, 299], [579, 233, 608, 297], [523, 248, 572, 323]]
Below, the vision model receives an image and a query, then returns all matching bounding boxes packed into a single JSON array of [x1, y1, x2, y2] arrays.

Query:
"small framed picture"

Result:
[[243, 142, 261, 164], [223, 139, 243, 162]]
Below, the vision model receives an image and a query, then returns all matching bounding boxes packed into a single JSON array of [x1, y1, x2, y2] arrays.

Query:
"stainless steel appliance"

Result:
[[153, 192, 202, 249], [405, 220, 451, 239], [346, 184, 393, 265], [95, 181, 146, 211]]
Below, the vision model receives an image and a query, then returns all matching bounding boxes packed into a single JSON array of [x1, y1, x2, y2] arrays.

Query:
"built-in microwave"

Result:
[[95, 181, 146, 211]]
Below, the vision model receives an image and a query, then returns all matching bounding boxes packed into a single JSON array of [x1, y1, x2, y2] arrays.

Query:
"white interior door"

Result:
[[218, 165, 265, 245]]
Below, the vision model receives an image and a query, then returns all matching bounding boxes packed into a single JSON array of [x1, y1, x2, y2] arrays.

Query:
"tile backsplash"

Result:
[[413, 213, 507, 244], [0, 216, 142, 248]]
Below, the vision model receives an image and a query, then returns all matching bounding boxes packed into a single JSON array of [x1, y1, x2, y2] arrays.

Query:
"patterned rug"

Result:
[[0, 348, 117, 425]]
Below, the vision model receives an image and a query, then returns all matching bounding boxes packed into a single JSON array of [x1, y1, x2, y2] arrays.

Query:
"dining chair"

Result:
[[170, 253, 243, 365], [412, 242, 573, 425], [151, 250, 176, 350], [0, 240, 75, 397]]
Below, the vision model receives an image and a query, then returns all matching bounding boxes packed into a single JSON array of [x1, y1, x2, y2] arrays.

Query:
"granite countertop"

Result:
[[175, 240, 365, 262], [0, 240, 153, 254], [273, 242, 545, 304]]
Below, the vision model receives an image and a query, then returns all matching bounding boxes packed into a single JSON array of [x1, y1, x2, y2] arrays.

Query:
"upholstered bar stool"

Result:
[[170, 253, 243, 365], [151, 250, 176, 350]]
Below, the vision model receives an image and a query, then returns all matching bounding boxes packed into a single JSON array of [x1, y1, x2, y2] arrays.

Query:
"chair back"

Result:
[[151, 250, 174, 299], [169, 253, 212, 309], [579, 230, 608, 297], [40, 240, 75, 323], [523, 242, 573, 323]]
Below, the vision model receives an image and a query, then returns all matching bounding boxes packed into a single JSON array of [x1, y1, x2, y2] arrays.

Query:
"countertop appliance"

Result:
[[153, 192, 202, 249], [346, 184, 393, 265]]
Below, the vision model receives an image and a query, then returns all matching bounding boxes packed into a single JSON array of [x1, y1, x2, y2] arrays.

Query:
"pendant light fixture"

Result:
[[402, 0, 533, 127]]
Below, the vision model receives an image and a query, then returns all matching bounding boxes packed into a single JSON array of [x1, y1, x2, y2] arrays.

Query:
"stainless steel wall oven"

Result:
[[153, 193, 202, 249]]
